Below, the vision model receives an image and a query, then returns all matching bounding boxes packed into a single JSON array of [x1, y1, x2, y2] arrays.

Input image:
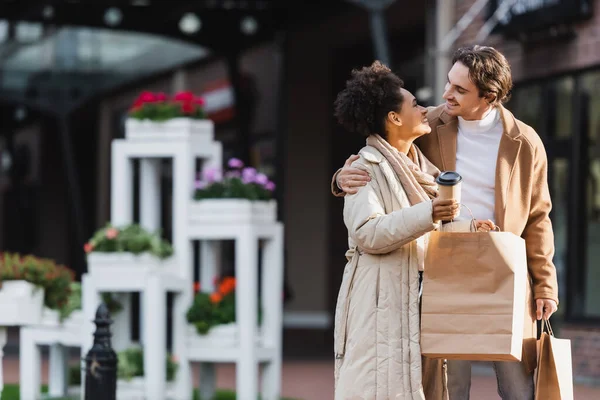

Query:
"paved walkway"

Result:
[[3, 356, 600, 399]]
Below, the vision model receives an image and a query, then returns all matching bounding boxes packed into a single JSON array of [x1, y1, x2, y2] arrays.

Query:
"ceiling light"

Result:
[[104, 8, 123, 27], [43, 5, 54, 19], [240, 16, 258, 35], [179, 13, 202, 35]]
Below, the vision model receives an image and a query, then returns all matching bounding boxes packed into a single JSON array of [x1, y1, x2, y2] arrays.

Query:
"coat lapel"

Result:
[[433, 106, 522, 229], [436, 116, 458, 171], [494, 106, 522, 230]]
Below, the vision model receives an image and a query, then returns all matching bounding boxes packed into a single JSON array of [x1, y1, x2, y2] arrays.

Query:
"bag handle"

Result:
[[446, 203, 501, 233], [447, 203, 477, 232], [542, 318, 555, 337]]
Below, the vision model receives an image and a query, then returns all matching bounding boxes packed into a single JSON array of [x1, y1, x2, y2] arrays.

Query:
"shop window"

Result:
[[582, 71, 600, 317], [510, 84, 542, 131]]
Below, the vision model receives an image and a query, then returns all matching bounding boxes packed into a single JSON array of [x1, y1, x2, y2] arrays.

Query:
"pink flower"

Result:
[[265, 181, 276, 191], [106, 228, 119, 239], [228, 158, 244, 169], [194, 180, 207, 190], [84, 243, 94, 253], [242, 167, 257, 184], [225, 170, 241, 179], [202, 168, 222, 183], [255, 173, 269, 185]]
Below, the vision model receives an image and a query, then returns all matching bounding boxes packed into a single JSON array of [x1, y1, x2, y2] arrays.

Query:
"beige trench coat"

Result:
[[334, 146, 448, 400]]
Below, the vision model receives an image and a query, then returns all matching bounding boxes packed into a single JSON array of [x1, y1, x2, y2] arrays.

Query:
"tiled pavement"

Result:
[[3, 356, 600, 399]]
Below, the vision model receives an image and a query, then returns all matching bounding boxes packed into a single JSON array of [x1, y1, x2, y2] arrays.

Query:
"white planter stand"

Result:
[[86, 253, 175, 280], [186, 323, 262, 349], [125, 118, 214, 145], [0, 280, 45, 397], [72, 113, 284, 400], [117, 377, 177, 400], [189, 199, 277, 224], [183, 210, 284, 400], [0, 281, 44, 326], [19, 310, 83, 400]]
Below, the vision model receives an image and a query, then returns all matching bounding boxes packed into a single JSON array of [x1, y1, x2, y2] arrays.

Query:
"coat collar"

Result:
[[435, 105, 522, 229]]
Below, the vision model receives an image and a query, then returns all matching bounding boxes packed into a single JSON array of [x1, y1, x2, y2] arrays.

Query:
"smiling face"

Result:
[[443, 61, 493, 120], [387, 88, 431, 140]]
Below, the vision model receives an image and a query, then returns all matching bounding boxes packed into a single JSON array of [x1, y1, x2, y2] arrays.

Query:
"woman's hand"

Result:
[[474, 219, 496, 232], [336, 155, 371, 194], [432, 198, 460, 222]]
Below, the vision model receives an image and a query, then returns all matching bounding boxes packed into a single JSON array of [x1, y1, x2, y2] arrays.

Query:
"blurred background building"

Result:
[[0, 0, 598, 386]]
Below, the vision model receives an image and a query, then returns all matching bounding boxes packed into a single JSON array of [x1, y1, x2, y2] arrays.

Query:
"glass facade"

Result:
[[510, 69, 600, 321]]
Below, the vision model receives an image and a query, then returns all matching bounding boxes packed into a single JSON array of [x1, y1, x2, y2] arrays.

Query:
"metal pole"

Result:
[[84, 303, 118, 400], [434, 0, 456, 102], [369, 8, 391, 65], [347, 0, 396, 65], [58, 115, 87, 275]]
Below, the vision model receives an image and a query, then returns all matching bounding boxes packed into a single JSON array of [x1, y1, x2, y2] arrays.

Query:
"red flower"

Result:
[[210, 292, 223, 304], [84, 243, 94, 253], [174, 91, 195, 102], [193, 96, 205, 106], [155, 92, 168, 102], [193, 282, 201, 293], [180, 102, 195, 114], [132, 91, 161, 108]]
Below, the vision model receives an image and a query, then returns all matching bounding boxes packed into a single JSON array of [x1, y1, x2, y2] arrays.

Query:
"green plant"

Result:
[[84, 223, 173, 259], [116, 346, 178, 382], [128, 91, 206, 121], [59, 282, 81, 320], [186, 277, 262, 335], [0, 253, 75, 317], [194, 158, 275, 201]]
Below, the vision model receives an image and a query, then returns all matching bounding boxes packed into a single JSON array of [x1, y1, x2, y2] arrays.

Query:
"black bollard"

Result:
[[84, 303, 118, 400]]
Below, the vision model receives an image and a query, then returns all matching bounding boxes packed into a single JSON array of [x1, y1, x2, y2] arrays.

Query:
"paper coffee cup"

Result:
[[435, 171, 463, 217]]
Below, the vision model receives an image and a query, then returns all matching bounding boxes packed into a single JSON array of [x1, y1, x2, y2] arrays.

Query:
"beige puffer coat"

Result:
[[334, 146, 445, 400]]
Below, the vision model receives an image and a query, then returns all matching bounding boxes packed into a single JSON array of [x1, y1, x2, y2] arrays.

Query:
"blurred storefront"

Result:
[[0, 0, 432, 357], [453, 0, 600, 382]]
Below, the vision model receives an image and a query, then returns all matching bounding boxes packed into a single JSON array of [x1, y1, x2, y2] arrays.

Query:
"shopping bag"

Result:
[[535, 319, 574, 400], [420, 219, 531, 362]]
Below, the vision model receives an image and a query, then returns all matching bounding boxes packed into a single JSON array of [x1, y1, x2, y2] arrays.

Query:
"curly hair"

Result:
[[452, 45, 513, 105], [333, 60, 404, 138]]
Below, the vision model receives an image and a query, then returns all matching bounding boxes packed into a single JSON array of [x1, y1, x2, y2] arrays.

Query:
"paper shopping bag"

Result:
[[535, 320, 574, 400], [420, 225, 531, 362]]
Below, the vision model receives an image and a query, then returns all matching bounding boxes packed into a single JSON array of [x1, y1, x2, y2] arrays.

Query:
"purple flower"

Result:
[[242, 167, 257, 184], [265, 181, 276, 191], [225, 170, 241, 179], [228, 158, 244, 169], [255, 173, 269, 185], [194, 180, 207, 190], [203, 167, 222, 183]]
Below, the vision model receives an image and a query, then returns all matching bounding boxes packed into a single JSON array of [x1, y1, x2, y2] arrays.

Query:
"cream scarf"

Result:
[[366, 134, 440, 271], [366, 134, 440, 204]]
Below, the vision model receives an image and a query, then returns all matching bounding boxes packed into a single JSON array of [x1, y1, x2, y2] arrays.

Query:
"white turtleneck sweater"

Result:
[[455, 107, 503, 222]]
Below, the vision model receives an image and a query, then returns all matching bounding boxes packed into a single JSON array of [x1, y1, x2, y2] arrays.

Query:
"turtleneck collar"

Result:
[[458, 106, 500, 133]]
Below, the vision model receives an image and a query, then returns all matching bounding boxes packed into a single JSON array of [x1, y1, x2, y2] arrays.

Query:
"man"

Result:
[[331, 45, 558, 399]]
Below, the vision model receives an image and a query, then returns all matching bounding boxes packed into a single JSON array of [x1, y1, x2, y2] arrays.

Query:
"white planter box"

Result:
[[40, 308, 84, 327], [117, 377, 176, 399], [125, 117, 213, 144], [189, 199, 277, 224], [0, 280, 44, 326], [186, 322, 262, 349], [86, 253, 174, 278]]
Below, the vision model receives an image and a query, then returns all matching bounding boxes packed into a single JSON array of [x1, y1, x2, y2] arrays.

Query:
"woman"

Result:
[[332, 61, 490, 399]]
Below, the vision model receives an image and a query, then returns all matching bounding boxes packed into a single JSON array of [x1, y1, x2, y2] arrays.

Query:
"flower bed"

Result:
[[0, 252, 75, 321]]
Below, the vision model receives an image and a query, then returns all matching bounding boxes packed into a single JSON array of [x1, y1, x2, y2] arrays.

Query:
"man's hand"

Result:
[[536, 298, 558, 321], [336, 154, 371, 194]]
